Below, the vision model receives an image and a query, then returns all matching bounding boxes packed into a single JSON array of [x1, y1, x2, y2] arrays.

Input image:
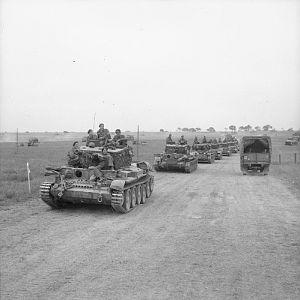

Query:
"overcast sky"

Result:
[[0, 0, 299, 132]]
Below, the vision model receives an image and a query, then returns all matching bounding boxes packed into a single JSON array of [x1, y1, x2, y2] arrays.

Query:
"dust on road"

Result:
[[1, 156, 300, 299]]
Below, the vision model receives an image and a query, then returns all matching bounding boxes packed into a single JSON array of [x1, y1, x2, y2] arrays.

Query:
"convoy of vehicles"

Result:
[[285, 137, 298, 145]]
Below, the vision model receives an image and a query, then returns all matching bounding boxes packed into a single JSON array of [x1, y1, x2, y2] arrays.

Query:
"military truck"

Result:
[[192, 143, 215, 164], [40, 145, 154, 213], [240, 136, 271, 175], [210, 143, 223, 160], [28, 137, 39, 146], [153, 144, 198, 173], [285, 138, 298, 145]]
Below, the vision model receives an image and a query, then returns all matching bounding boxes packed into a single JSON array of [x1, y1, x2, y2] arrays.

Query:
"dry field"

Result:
[[0, 131, 300, 299]]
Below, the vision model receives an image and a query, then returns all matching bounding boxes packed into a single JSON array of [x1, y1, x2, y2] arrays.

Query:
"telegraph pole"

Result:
[[137, 125, 140, 161], [16, 128, 19, 153]]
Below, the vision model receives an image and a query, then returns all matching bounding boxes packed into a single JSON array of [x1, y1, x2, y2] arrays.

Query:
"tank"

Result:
[[210, 143, 222, 160], [28, 137, 39, 146], [220, 142, 231, 156], [192, 143, 215, 164], [240, 136, 272, 175], [40, 145, 154, 213], [153, 144, 198, 173]]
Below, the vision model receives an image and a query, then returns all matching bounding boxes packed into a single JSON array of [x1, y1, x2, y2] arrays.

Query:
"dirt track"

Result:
[[1, 155, 300, 299]]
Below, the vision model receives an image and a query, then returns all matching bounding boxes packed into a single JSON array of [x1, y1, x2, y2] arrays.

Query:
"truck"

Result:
[[240, 136, 272, 175]]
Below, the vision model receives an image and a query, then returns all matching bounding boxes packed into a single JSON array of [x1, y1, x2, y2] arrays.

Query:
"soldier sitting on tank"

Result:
[[178, 135, 187, 145], [166, 134, 175, 144], [67, 141, 82, 167], [97, 123, 111, 146], [112, 129, 127, 148], [86, 129, 97, 146], [193, 136, 200, 145]]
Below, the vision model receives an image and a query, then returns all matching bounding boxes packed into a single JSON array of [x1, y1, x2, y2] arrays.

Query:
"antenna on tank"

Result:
[[93, 113, 96, 131], [137, 124, 140, 161]]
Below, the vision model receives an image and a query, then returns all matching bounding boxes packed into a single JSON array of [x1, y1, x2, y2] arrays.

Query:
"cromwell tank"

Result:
[[153, 144, 198, 173], [220, 142, 231, 156], [40, 146, 154, 213], [209, 143, 222, 160], [192, 143, 215, 164]]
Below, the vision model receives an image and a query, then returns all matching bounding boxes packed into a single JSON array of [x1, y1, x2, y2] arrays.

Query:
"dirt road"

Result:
[[1, 155, 300, 299]]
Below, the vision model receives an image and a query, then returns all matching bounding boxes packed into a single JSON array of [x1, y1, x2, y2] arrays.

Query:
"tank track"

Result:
[[185, 159, 198, 173], [111, 176, 154, 213], [40, 182, 63, 208]]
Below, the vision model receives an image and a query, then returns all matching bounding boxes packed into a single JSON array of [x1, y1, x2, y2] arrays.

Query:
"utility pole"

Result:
[[16, 128, 19, 153], [137, 125, 140, 161]]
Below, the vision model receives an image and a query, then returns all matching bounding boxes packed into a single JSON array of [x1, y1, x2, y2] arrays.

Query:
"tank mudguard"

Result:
[[110, 179, 126, 191]]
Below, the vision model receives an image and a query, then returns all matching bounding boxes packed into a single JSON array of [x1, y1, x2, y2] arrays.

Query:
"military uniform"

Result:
[[86, 133, 98, 146], [166, 136, 175, 144], [113, 134, 127, 147], [67, 146, 82, 167], [178, 137, 187, 145]]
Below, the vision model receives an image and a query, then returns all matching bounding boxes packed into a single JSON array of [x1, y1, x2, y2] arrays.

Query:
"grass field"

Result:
[[0, 131, 299, 206]]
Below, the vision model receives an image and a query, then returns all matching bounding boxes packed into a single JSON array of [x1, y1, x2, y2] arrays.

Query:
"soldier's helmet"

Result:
[[88, 142, 95, 148], [115, 129, 121, 134]]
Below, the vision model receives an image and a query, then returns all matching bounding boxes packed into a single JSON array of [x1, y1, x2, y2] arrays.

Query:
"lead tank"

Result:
[[40, 145, 154, 213]]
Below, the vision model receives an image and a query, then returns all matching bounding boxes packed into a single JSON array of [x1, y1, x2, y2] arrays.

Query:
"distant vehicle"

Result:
[[240, 136, 272, 175], [192, 143, 215, 163], [210, 143, 223, 160], [228, 141, 239, 153], [28, 137, 39, 146], [153, 144, 198, 173], [126, 135, 135, 142], [220, 142, 231, 156], [285, 138, 298, 145], [292, 132, 300, 141]]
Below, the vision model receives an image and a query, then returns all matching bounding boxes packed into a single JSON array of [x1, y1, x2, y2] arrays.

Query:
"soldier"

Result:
[[67, 141, 82, 167], [178, 135, 187, 145], [193, 136, 200, 145], [97, 123, 111, 141], [166, 134, 175, 144], [86, 129, 97, 146], [202, 136, 207, 143], [113, 129, 127, 147]]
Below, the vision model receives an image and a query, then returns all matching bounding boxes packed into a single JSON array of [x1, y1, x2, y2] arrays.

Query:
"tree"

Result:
[[177, 127, 182, 131], [263, 125, 272, 131], [189, 128, 196, 132], [229, 125, 236, 132], [287, 128, 293, 132], [196, 128, 201, 132], [207, 127, 216, 133], [244, 125, 252, 131], [254, 126, 261, 131], [159, 129, 164, 132], [182, 128, 189, 132]]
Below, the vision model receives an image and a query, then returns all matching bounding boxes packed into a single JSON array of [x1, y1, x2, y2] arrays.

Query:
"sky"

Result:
[[0, 0, 299, 132]]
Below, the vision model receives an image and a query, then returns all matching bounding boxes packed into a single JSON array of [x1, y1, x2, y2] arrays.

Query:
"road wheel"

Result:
[[131, 187, 136, 208], [136, 185, 141, 205], [122, 189, 131, 212], [154, 165, 160, 171], [146, 181, 151, 198], [141, 184, 147, 204]]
